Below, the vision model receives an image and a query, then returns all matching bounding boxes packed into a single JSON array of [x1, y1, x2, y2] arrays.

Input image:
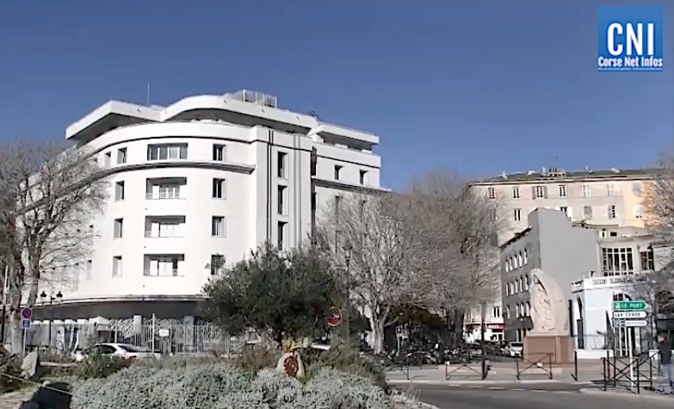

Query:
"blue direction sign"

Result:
[[21, 319, 30, 329], [612, 300, 647, 311]]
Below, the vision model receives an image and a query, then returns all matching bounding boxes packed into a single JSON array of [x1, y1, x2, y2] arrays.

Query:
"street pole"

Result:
[[1, 265, 8, 345], [344, 257, 351, 344], [480, 301, 486, 379]]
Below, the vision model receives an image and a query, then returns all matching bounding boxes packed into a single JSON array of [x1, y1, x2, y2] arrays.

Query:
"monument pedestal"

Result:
[[523, 334, 573, 364]]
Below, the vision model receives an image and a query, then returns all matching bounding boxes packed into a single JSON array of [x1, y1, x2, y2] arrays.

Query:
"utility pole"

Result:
[[343, 243, 352, 343], [480, 300, 487, 380], [1, 265, 8, 345]]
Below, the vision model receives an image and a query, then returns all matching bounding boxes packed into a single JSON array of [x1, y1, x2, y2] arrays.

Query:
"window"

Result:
[[157, 184, 180, 200], [513, 208, 521, 222], [634, 205, 643, 219], [277, 185, 287, 215], [334, 165, 342, 181], [277, 152, 287, 178], [146, 217, 185, 238], [104, 152, 111, 167], [607, 183, 615, 196], [512, 187, 520, 199], [335, 195, 342, 218], [114, 218, 123, 238], [359, 170, 367, 185], [608, 205, 617, 219], [583, 205, 593, 219], [86, 260, 92, 280], [115, 181, 125, 201], [559, 206, 569, 217], [632, 182, 642, 196], [211, 216, 225, 237], [310, 157, 317, 176], [525, 275, 530, 290], [210, 254, 224, 275], [517, 253, 523, 267], [505, 260, 510, 273], [532, 186, 546, 199], [311, 192, 317, 211], [212, 178, 226, 199], [112, 256, 122, 277], [640, 250, 654, 271], [147, 144, 187, 160], [487, 187, 496, 199], [212, 144, 226, 161], [559, 185, 567, 197], [277, 221, 287, 250], [581, 184, 591, 198], [601, 247, 634, 276], [506, 306, 511, 319], [144, 256, 182, 277], [117, 148, 127, 164], [493, 307, 501, 319], [523, 249, 528, 264]]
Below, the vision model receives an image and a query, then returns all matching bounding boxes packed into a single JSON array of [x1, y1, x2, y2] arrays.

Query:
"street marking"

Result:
[[510, 388, 525, 391], [488, 387, 505, 390]]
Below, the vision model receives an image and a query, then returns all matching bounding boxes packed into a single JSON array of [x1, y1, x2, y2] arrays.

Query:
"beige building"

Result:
[[470, 167, 656, 243], [461, 167, 657, 343]]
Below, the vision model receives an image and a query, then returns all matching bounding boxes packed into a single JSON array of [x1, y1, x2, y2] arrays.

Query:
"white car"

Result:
[[75, 343, 160, 362], [504, 342, 523, 357]]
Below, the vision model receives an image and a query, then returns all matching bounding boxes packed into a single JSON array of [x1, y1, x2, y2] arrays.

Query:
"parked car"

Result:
[[503, 342, 523, 357], [75, 343, 160, 362]]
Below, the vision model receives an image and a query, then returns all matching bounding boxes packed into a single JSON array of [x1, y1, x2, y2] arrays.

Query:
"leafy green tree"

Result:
[[203, 242, 339, 345]]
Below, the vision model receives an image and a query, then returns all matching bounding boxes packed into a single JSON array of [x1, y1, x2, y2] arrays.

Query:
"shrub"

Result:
[[300, 367, 389, 409], [134, 354, 222, 370], [302, 343, 387, 390], [251, 369, 302, 407], [230, 343, 282, 376], [0, 354, 25, 393], [40, 349, 76, 364], [70, 363, 250, 409], [75, 353, 133, 379]]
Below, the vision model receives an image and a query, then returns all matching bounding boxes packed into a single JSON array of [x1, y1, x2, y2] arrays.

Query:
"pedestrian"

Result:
[[657, 334, 673, 393]]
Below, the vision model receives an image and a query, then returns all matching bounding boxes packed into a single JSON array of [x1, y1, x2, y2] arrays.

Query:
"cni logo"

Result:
[[598, 7, 663, 72]]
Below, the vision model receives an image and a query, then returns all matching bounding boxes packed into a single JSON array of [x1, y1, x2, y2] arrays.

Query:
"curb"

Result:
[[579, 388, 674, 402]]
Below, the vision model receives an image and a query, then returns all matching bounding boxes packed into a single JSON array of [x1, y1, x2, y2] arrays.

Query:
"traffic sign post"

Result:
[[612, 300, 647, 311], [20, 307, 32, 320], [21, 320, 30, 329], [327, 307, 342, 328], [612, 311, 647, 319]]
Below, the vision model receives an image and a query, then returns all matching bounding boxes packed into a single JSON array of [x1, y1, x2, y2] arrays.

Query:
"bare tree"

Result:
[[0, 139, 107, 352], [317, 191, 424, 353], [406, 170, 506, 342], [641, 158, 674, 313]]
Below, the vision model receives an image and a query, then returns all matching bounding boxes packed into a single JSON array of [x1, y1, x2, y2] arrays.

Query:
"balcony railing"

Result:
[[144, 230, 185, 238], [146, 191, 182, 200], [143, 269, 181, 277]]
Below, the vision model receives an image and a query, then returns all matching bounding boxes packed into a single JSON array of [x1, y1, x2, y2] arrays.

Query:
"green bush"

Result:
[[0, 355, 25, 393], [75, 353, 133, 379], [302, 343, 387, 390], [134, 353, 222, 369], [40, 349, 77, 363], [301, 367, 389, 409]]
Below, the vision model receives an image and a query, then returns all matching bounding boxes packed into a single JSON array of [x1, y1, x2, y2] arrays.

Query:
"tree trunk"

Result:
[[373, 317, 385, 354], [8, 291, 23, 354], [26, 250, 41, 308]]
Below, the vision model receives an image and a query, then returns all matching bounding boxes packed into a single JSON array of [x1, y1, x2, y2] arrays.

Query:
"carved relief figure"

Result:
[[529, 268, 569, 335], [532, 275, 555, 332]]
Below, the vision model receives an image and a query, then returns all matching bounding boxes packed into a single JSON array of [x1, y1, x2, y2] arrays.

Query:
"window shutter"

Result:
[[531, 186, 536, 199], [543, 186, 549, 198]]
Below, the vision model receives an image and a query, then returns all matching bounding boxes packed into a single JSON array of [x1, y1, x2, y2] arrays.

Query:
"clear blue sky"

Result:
[[1, 0, 672, 190]]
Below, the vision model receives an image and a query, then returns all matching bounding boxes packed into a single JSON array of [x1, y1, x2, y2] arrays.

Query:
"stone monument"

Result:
[[523, 268, 573, 364]]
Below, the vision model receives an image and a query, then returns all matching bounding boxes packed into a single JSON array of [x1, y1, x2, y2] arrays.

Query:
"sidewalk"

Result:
[[579, 387, 674, 402]]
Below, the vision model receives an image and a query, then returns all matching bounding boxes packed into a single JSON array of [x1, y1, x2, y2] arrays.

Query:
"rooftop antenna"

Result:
[[146, 82, 151, 106]]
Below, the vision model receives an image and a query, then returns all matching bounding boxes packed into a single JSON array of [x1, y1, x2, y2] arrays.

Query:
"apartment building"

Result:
[[463, 167, 656, 342], [33, 90, 384, 325]]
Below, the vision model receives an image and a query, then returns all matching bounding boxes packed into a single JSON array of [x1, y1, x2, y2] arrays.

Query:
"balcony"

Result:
[[145, 216, 186, 238], [146, 177, 186, 200], [143, 254, 185, 277]]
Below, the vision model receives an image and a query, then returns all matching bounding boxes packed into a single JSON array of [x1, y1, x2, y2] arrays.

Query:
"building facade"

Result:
[[463, 167, 656, 342], [35, 90, 384, 326], [500, 209, 599, 342]]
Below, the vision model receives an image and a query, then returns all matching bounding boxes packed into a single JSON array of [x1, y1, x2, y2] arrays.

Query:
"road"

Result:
[[404, 385, 674, 409]]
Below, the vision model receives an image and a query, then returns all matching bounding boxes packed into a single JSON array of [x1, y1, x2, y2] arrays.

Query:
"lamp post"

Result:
[[343, 242, 352, 343], [40, 290, 62, 348], [480, 300, 487, 379]]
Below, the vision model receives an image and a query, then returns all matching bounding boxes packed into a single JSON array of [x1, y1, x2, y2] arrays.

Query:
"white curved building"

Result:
[[38, 90, 383, 324]]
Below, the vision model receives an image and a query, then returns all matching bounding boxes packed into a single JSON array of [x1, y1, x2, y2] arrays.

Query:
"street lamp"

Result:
[[343, 241, 353, 343], [40, 290, 63, 348]]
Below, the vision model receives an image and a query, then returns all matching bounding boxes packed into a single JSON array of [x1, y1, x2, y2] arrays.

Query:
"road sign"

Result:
[[20, 307, 32, 320], [327, 308, 342, 327], [21, 319, 30, 329], [613, 311, 647, 319], [624, 320, 648, 328], [612, 300, 647, 311]]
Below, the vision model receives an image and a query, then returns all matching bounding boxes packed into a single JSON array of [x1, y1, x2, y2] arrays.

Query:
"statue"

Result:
[[529, 269, 568, 336]]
